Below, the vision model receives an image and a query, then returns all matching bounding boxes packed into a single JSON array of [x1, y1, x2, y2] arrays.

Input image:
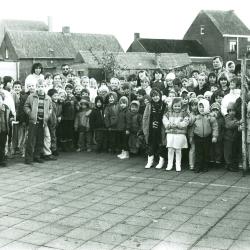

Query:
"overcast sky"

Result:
[[2, 0, 250, 50]]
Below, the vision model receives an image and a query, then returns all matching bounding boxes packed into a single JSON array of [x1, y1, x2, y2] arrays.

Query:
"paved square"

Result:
[[0, 152, 249, 249]]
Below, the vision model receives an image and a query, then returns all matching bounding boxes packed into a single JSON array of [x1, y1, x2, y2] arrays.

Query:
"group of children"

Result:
[[0, 60, 247, 173]]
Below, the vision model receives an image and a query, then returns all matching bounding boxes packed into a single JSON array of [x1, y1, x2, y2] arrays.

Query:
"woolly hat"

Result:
[[98, 85, 109, 93], [80, 96, 90, 107], [188, 92, 196, 99], [227, 102, 236, 111], [130, 100, 140, 111], [210, 102, 220, 111], [180, 89, 188, 97], [166, 72, 175, 80], [198, 99, 210, 114], [119, 96, 129, 106], [81, 88, 90, 95], [204, 91, 213, 98]]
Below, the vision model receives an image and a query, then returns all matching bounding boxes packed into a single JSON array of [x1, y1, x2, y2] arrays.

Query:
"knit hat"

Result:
[[119, 96, 129, 106], [188, 92, 196, 99], [210, 102, 220, 111], [166, 72, 175, 80], [98, 85, 109, 93], [130, 100, 140, 111], [204, 91, 213, 99], [198, 99, 210, 114], [81, 88, 90, 96]]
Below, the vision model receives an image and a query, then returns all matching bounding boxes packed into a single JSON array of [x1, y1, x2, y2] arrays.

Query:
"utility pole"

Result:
[[241, 53, 248, 176]]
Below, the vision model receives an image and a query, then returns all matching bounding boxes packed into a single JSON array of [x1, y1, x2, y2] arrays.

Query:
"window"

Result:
[[200, 25, 205, 35], [5, 48, 8, 59], [229, 40, 237, 52]]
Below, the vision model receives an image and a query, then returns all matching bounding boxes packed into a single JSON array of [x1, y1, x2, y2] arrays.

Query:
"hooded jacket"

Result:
[[89, 96, 105, 130], [127, 101, 142, 134], [104, 92, 119, 129], [190, 99, 218, 139]]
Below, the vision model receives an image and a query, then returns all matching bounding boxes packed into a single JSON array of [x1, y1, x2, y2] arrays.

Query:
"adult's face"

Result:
[[213, 58, 223, 70], [62, 65, 70, 76]]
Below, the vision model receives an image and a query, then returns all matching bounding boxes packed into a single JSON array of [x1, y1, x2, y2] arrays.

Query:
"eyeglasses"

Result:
[[62, 68, 69, 70]]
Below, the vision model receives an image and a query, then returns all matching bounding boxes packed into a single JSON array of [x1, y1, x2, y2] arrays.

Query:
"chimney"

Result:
[[47, 16, 53, 32], [134, 33, 140, 40], [155, 53, 161, 68], [62, 26, 70, 34]]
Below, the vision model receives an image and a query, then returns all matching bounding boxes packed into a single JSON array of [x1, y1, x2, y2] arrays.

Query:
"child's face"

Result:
[[75, 86, 82, 94], [99, 90, 107, 97], [65, 88, 73, 95], [13, 84, 21, 94], [228, 64, 235, 73], [229, 81, 236, 90], [210, 86, 218, 93], [120, 102, 127, 109], [228, 109, 236, 117], [34, 67, 42, 75], [53, 75, 62, 85], [96, 100, 102, 108], [192, 72, 199, 79], [204, 95, 211, 101], [51, 93, 59, 102], [211, 109, 219, 117], [27, 83, 36, 93], [190, 103, 198, 112], [173, 85, 180, 92], [215, 96, 223, 104], [137, 94, 143, 101], [173, 102, 181, 113], [188, 79, 194, 87], [152, 94, 160, 103], [166, 79, 173, 87], [110, 80, 119, 91], [182, 80, 188, 88], [81, 79, 89, 88], [155, 72, 162, 80], [168, 92, 176, 98], [130, 105, 138, 113], [144, 98, 150, 105], [141, 80, 149, 89], [219, 79, 228, 88], [59, 93, 66, 102], [109, 95, 115, 104], [139, 71, 146, 80], [36, 84, 45, 95], [6, 81, 13, 90], [81, 103, 88, 109], [182, 97, 189, 105], [198, 103, 205, 114], [209, 76, 216, 84], [198, 76, 206, 88]]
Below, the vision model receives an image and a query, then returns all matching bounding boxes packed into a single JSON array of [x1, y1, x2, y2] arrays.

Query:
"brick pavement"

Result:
[[0, 153, 249, 249]]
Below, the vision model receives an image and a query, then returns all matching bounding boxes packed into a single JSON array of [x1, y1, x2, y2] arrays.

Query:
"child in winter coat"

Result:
[[210, 102, 225, 167], [223, 102, 241, 171], [190, 99, 218, 173], [116, 96, 130, 159], [61, 84, 76, 151], [74, 97, 92, 152], [143, 88, 167, 169], [163, 97, 189, 172], [0, 91, 14, 166], [188, 98, 198, 170], [89, 96, 106, 153], [104, 92, 119, 153], [127, 100, 142, 155]]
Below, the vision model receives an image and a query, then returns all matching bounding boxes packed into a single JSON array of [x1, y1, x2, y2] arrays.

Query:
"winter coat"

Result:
[[224, 115, 239, 141], [142, 103, 166, 144], [24, 92, 52, 125], [0, 104, 14, 134], [62, 95, 76, 121], [163, 111, 189, 135], [190, 114, 218, 139], [18, 91, 30, 124], [221, 89, 241, 116], [117, 108, 128, 131], [74, 109, 92, 131]]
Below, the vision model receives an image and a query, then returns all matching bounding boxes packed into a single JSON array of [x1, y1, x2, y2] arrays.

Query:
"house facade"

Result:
[[184, 10, 250, 62], [0, 27, 123, 81]]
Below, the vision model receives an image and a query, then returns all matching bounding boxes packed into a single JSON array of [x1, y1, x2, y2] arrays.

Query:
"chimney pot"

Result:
[[62, 26, 70, 34], [134, 33, 140, 40]]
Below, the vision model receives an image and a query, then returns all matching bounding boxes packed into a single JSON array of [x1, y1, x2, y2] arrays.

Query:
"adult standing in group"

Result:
[[25, 63, 44, 93], [151, 68, 165, 91], [60, 64, 71, 86], [212, 56, 224, 77]]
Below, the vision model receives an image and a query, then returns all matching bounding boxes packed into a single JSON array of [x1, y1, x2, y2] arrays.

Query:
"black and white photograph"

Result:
[[0, 0, 249, 249]]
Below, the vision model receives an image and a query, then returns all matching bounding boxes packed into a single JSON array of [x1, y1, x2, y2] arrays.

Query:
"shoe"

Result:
[[0, 162, 7, 167], [145, 155, 154, 168], [117, 150, 125, 158], [43, 155, 57, 161], [52, 150, 59, 156], [155, 157, 164, 169], [76, 148, 81, 152], [120, 151, 129, 159], [176, 165, 181, 172], [189, 165, 194, 171], [166, 165, 173, 171], [34, 158, 44, 163], [24, 160, 33, 165]]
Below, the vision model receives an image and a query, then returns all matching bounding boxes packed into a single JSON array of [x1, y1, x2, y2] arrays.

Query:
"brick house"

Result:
[[184, 10, 250, 61], [0, 27, 123, 81], [127, 33, 208, 57]]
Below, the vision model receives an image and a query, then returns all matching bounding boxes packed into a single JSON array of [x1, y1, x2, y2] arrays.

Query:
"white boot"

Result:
[[117, 150, 125, 158], [175, 149, 182, 172], [166, 164, 173, 171], [145, 155, 154, 169], [155, 157, 165, 169], [120, 151, 129, 159]]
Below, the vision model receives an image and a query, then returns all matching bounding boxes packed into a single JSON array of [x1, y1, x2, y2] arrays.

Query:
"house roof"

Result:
[[127, 38, 208, 56], [5, 30, 123, 59], [202, 10, 250, 36], [76, 51, 191, 70]]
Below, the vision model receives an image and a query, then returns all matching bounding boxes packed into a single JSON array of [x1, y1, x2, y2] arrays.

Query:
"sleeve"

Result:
[[210, 116, 219, 139], [225, 116, 238, 129], [162, 113, 171, 129], [177, 115, 189, 129], [74, 113, 79, 130], [24, 96, 32, 116], [104, 107, 110, 128]]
